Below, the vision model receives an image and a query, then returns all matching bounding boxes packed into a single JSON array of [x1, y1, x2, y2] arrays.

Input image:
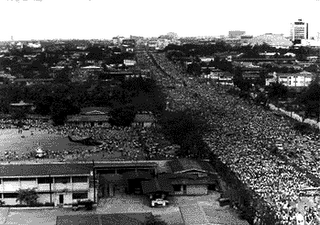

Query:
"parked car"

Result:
[[151, 198, 168, 207]]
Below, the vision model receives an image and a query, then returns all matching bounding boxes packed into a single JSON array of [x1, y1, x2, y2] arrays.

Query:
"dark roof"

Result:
[[67, 115, 109, 122], [168, 159, 216, 174], [14, 78, 54, 82], [141, 177, 174, 194], [122, 170, 153, 180], [159, 173, 217, 185], [80, 107, 111, 115], [0, 164, 92, 177], [94, 161, 157, 169], [56, 213, 152, 225]]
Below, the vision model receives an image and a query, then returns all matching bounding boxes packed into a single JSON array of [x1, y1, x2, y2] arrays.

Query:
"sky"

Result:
[[0, 0, 320, 41]]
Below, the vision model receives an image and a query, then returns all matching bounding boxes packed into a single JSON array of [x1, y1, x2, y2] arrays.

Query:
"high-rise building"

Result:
[[290, 19, 308, 42]]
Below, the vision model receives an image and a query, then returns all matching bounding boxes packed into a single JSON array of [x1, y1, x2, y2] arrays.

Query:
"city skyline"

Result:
[[1, 0, 320, 41]]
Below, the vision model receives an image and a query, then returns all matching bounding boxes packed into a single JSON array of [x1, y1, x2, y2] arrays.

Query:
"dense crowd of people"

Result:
[[0, 117, 177, 162], [140, 51, 320, 224]]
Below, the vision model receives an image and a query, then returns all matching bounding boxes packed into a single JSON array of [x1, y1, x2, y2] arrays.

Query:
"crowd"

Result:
[[0, 115, 177, 162], [141, 51, 320, 224]]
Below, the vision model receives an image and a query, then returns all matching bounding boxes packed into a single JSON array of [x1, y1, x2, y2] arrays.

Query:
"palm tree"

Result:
[[16, 188, 39, 206]]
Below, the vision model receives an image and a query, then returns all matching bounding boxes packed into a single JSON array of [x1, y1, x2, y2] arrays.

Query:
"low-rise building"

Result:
[[132, 112, 156, 128], [67, 107, 110, 128], [266, 71, 313, 87], [0, 163, 95, 206], [164, 159, 218, 195]]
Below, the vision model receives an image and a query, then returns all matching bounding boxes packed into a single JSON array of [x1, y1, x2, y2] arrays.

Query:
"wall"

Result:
[[3, 180, 20, 192], [3, 198, 16, 205], [186, 185, 208, 195], [0, 176, 93, 206], [38, 193, 51, 204]]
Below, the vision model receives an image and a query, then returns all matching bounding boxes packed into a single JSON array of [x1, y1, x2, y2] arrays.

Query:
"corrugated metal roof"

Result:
[[80, 107, 110, 115], [67, 115, 109, 122], [0, 164, 92, 177], [168, 159, 216, 174]]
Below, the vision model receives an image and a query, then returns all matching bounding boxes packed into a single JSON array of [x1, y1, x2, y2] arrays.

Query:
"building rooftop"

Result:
[[0, 163, 92, 177], [168, 158, 216, 174], [67, 115, 109, 122], [80, 107, 111, 115]]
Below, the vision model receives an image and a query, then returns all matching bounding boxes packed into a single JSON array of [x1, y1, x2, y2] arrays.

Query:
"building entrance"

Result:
[[59, 194, 64, 204]]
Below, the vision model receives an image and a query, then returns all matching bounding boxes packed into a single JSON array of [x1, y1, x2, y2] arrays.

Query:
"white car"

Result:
[[151, 198, 169, 207]]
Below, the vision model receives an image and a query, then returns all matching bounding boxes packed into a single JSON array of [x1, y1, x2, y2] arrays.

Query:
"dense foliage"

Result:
[[0, 77, 166, 126], [16, 188, 39, 206], [159, 110, 210, 158]]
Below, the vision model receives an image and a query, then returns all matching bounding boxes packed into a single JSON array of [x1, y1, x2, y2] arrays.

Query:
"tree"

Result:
[[54, 66, 71, 83], [109, 104, 136, 127], [295, 75, 320, 120], [159, 110, 209, 158], [267, 82, 288, 106], [16, 188, 39, 206]]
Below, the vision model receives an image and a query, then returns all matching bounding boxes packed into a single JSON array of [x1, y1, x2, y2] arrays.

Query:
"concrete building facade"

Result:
[[290, 19, 308, 42], [0, 164, 96, 206]]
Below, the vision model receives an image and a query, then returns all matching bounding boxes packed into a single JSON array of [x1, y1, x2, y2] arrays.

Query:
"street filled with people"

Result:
[[140, 51, 320, 224]]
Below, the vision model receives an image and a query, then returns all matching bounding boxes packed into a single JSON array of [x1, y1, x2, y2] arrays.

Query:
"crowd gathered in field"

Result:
[[0, 117, 177, 162]]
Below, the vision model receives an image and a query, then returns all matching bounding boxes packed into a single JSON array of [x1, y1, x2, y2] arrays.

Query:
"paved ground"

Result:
[[179, 204, 209, 225], [96, 193, 184, 225], [0, 192, 249, 225]]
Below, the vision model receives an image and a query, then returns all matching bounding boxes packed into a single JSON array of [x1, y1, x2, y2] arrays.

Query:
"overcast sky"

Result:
[[1, 0, 320, 41]]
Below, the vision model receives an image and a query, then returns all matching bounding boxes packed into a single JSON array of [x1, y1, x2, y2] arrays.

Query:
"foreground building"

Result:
[[0, 159, 218, 206], [0, 163, 95, 206]]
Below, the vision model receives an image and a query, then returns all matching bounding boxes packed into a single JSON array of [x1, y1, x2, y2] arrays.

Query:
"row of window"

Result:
[[0, 192, 88, 199], [0, 176, 88, 184]]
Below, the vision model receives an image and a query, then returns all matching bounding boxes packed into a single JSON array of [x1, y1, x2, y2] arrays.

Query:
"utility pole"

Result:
[[92, 160, 96, 204]]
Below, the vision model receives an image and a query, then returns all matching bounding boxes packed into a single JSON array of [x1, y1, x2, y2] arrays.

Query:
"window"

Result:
[[54, 177, 70, 184], [3, 193, 18, 198], [173, 185, 181, 192], [72, 177, 87, 183], [20, 178, 36, 182], [3, 178, 19, 182], [72, 192, 88, 199], [38, 177, 53, 184]]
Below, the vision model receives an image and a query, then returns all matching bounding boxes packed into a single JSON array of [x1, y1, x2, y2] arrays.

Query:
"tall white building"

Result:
[[290, 19, 308, 42]]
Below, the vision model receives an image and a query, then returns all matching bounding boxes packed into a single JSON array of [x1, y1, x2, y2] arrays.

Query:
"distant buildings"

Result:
[[228, 30, 245, 38], [266, 71, 313, 87], [290, 19, 308, 42], [247, 33, 293, 48]]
